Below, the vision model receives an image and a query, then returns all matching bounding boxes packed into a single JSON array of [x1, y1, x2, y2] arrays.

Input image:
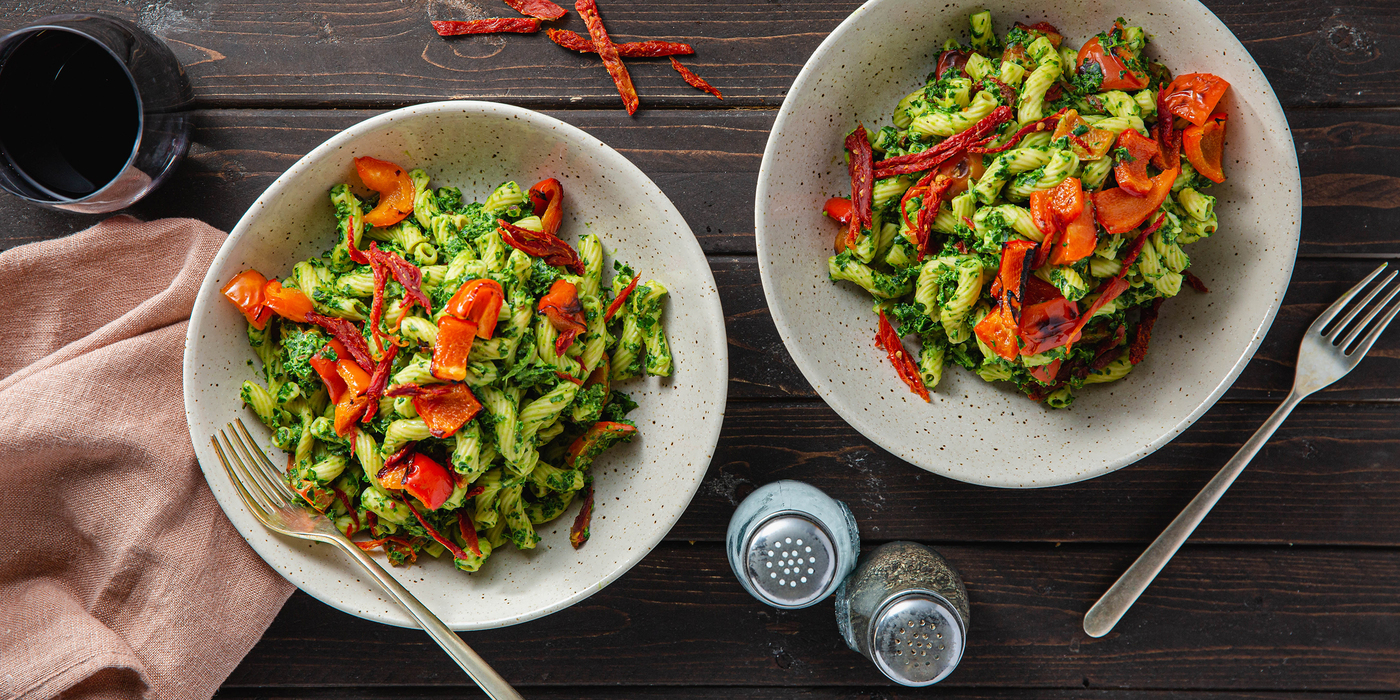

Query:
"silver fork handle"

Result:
[[1083, 390, 1306, 638], [327, 537, 525, 699]]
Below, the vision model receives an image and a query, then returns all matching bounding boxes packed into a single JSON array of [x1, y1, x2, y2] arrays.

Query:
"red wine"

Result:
[[0, 29, 141, 198]]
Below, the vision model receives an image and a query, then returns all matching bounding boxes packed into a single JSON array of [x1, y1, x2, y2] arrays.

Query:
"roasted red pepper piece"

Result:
[[1164, 73, 1230, 127], [969, 109, 1065, 155], [875, 312, 929, 401], [360, 344, 399, 425], [570, 484, 594, 549], [334, 393, 373, 437], [1182, 112, 1227, 183], [1092, 167, 1178, 234], [1029, 190, 1060, 269], [974, 239, 1037, 360], [1015, 21, 1063, 47], [505, 0, 566, 20], [354, 157, 415, 228], [1019, 297, 1081, 357], [399, 383, 484, 438], [670, 57, 723, 100], [401, 454, 456, 511], [262, 278, 315, 323], [874, 106, 1013, 178], [446, 278, 505, 339], [310, 340, 349, 403], [1050, 109, 1116, 161], [1049, 176, 1085, 224], [604, 275, 639, 322], [1044, 227, 1156, 353], [306, 311, 376, 371], [527, 178, 564, 235], [375, 441, 417, 490], [1052, 197, 1097, 266], [1076, 36, 1148, 91], [1128, 297, 1165, 365], [545, 28, 694, 57], [1027, 359, 1063, 385], [336, 359, 372, 397], [845, 124, 875, 238], [431, 18, 541, 36], [566, 421, 638, 470], [935, 49, 969, 79], [575, 0, 638, 115], [822, 197, 854, 225], [431, 316, 478, 382], [221, 269, 273, 329], [497, 218, 586, 274], [539, 279, 587, 354], [1113, 129, 1162, 195]]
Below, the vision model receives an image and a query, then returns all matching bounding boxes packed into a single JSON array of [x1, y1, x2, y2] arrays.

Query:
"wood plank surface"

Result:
[[1, 109, 1398, 257], [0, 1, 1396, 110], [214, 690, 1400, 699], [676, 400, 1400, 545], [224, 544, 1400, 690]]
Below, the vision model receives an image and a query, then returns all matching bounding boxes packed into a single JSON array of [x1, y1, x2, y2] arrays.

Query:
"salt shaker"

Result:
[[834, 541, 970, 686], [726, 480, 861, 609]]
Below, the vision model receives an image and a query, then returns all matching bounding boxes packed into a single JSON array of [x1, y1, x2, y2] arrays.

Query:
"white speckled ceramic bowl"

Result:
[[184, 101, 727, 629], [756, 1, 1300, 488]]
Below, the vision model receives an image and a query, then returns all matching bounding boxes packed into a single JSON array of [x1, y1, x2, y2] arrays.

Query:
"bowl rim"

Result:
[[754, 0, 1301, 488], [183, 99, 729, 628]]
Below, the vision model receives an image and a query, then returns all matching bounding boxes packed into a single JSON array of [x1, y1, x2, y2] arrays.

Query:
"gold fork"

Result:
[[211, 419, 524, 700]]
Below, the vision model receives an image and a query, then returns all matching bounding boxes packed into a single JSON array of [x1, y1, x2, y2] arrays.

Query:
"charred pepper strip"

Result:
[[873, 105, 1013, 177], [670, 57, 722, 100], [431, 18, 541, 35], [875, 312, 930, 401], [576, 0, 639, 116], [546, 29, 695, 57], [846, 124, 875, 233], [306, 311, 375, 371], [570, 484, 594, 548], [505, 0, 566, 20]]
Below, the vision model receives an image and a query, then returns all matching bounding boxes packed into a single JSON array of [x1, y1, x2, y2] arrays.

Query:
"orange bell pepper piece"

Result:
[[1112, 129, 1162, 195], [1051, 109, 1116, 161], [566, 421, 638, 470], [334, 393, 373, 437], [336, 359, 372, 396], [1076, 37, 1148, 91], [1182, 113, 1227, 183], [431, 316, 478, 382], [527, 178, 565, 235], [354, 156, 415, 228], [538, 279, 587, 355], [310, 340, 350, 403], [445, 279, 504, 339], [1052, 198, 1098, 266], [262, 278, 315, 323], [221, 269, 273, 329], [412, 383, 483, 439], [1092, 167, 1179, 235], [974, 239, 1037, 360], [1164, 73, 1230, 127]]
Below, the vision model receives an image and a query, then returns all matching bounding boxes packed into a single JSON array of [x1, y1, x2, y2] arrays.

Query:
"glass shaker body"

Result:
[[834, 541, 970, 686], [726, 480, 861, 609]]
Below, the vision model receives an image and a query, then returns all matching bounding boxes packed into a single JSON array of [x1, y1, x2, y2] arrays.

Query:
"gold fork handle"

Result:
[[328, 537, 526, 699], [1083, 390, 1306, 638]]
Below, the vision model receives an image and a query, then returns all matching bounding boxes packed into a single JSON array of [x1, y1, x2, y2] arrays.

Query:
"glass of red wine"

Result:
[[0, 14, 192, 213]]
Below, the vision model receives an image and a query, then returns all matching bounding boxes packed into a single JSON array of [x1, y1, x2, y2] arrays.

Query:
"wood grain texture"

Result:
[[213, 690, 1400, 699], [224, 544, 1400, 690], [1, 1, 1397, 109], [675, 401, 1400, 545], [1, 109, 1397, 257]]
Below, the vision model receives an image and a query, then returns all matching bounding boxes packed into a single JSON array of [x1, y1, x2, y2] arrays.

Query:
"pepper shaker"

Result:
[[834, 541, 970, 686], [726, 480, 861, 609]]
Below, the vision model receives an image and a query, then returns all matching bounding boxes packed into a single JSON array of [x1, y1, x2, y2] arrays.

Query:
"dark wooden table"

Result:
[[4, 1, 1399, 697]]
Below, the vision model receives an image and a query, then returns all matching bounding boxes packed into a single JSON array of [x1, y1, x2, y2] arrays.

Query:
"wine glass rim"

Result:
[[0, 18, 144, 205]]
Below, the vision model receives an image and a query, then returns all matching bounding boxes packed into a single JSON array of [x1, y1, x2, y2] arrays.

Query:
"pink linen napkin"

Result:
[[0, 216, 294, 700]]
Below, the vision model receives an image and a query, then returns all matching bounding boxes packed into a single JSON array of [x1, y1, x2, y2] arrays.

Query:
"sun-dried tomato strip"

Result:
[[570, 484, 594, 548], [343, 216, 369, 265], [875, 312, 930, 402], [360, 344, 399, 425], [331, 484, 360, 536], [914, 174, 956, 260], [604, 275, 639, 321], [1128, 297, 1165, 365], [986, 76, 1019, 106], [498, 219, 586, 274], [670, 57, 722, 100], [505, 0, 566, 20], [546, 29, 695, 57], [576, 0, 639, 115], [431, 18, 541, 35], [555, 370, 583, 385], [402, 497, 470, 561], [1183, 270, 1210, 293], [354, 535, 418, 565], [845, 124, 875, 233], [369, 244, 432, 314], [368, 253, 390, 353], [458, 511, 483, 557], [873, 105, 1013, 177], [969, 109, 1066, 154], [306, 311, 375, 371]]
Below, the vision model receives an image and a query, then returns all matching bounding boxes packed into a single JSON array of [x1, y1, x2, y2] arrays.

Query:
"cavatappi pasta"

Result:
[[223, 163, 671, 570], [825, 12, 1229, 407]]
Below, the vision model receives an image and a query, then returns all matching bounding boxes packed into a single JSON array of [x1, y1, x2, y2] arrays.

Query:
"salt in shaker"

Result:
[[834, 541, 970, 686], [726, 480, 861, 609]]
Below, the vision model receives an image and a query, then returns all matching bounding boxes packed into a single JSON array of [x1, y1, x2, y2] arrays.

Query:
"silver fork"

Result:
[[1084, 263, 1400, 638], [211, 419, 524, 700]]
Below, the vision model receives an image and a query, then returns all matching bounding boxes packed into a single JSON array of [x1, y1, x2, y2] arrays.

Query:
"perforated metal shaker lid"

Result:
[[869, 591, 966, 686], [742, 512, 838, 609]]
